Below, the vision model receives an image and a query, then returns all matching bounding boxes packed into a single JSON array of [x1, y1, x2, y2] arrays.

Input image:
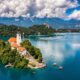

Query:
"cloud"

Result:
[[0, 0, 79, 19], [0, 0, 31, 17], [34, 0, 79, 18], [68, 10, 80, 20]]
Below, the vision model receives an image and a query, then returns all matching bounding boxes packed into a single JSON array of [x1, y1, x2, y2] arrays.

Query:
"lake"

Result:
[[0, 33, 80, 80]]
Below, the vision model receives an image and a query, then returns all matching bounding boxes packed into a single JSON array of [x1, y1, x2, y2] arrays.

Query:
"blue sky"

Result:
[[66, 0, 80, 15], [66, 6, 80, 14]]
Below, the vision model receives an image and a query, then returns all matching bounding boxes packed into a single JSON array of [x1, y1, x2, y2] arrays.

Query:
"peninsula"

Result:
[[0, 32, 45, 69]]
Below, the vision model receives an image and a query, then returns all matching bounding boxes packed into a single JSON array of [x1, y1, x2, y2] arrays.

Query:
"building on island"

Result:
[[16, 32, 22, 46], [43, 23, 50, 28], [8, 32, 27, 56]]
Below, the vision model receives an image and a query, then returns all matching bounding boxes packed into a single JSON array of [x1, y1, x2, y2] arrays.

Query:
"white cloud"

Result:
[[68, 10, 80, 20], [0, 0, 79, 19], [0, 0, 31, 17], [34, 0, 79, 18]]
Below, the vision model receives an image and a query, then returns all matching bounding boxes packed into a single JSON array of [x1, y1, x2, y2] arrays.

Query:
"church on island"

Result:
[[8, 32, 27, 56], [8, 32, 45, 69]]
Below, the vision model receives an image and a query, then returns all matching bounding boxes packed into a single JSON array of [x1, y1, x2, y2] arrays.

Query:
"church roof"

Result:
[[17, 47, 26, 52], [8, 37, 16, 43], [11, 43, 19, 48], [8, 36, 26, 53]]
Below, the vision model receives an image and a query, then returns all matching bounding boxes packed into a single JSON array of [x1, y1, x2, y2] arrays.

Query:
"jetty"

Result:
[[5, 63, 13, 68]]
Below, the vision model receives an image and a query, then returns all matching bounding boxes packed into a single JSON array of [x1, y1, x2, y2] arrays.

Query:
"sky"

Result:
[[0, 0, 80, 20]]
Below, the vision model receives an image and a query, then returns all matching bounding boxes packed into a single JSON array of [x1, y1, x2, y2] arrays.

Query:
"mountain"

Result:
[[0, 17, 80, 29]]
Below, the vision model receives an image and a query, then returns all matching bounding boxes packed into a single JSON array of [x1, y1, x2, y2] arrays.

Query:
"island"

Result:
[[0, 32, 45, 69]]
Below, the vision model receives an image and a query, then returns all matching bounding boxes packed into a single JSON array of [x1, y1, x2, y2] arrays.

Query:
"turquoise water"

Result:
[[0, 33, 80, 80]]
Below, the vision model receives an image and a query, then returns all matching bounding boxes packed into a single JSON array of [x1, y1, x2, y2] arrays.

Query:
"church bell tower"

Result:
[[16, 32, 22, 46]]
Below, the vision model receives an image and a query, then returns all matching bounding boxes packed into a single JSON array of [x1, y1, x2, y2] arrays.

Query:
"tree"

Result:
[[21, 40, 42, 62], [1, 53, 9, 65]]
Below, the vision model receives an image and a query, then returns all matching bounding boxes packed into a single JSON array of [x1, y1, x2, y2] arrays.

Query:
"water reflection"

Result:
[[30, 33, 80, 65]]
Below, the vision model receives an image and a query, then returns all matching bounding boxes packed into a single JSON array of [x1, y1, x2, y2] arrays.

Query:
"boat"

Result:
[[59, 66, 63, 70], [53, 63, 58, 66]]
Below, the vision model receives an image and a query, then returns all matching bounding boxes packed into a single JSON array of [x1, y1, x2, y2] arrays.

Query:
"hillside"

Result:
[[0, 24, 55, 37], [0, 17, 80, 29], [0, 24, 80, 38]]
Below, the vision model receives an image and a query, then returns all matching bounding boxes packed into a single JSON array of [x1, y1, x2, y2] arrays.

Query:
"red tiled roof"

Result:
[[17, 47, 25, 52], [8, 37, 16, 43], [11, 43, 19, 48]]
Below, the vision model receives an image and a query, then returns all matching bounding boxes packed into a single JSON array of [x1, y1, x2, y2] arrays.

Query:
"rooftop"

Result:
[[8, 37, 16, 43], [17, 47, 26, 52]]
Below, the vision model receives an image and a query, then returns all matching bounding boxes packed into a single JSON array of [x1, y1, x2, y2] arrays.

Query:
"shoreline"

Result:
[[4, 54, 46, 69], [25, 54, 46, 69], [5, 62, 46, 69]]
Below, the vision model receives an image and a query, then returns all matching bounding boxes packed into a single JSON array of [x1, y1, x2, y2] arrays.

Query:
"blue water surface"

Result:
[[0, 33, 80, 80]]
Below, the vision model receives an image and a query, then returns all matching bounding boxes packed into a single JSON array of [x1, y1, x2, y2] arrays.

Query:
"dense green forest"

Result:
[[0, 40, 28, 69], [0, 24, 54, 37], [21, 40, 42, 62], [0, 24, 80, 38], [0, 39, 42, 69]]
